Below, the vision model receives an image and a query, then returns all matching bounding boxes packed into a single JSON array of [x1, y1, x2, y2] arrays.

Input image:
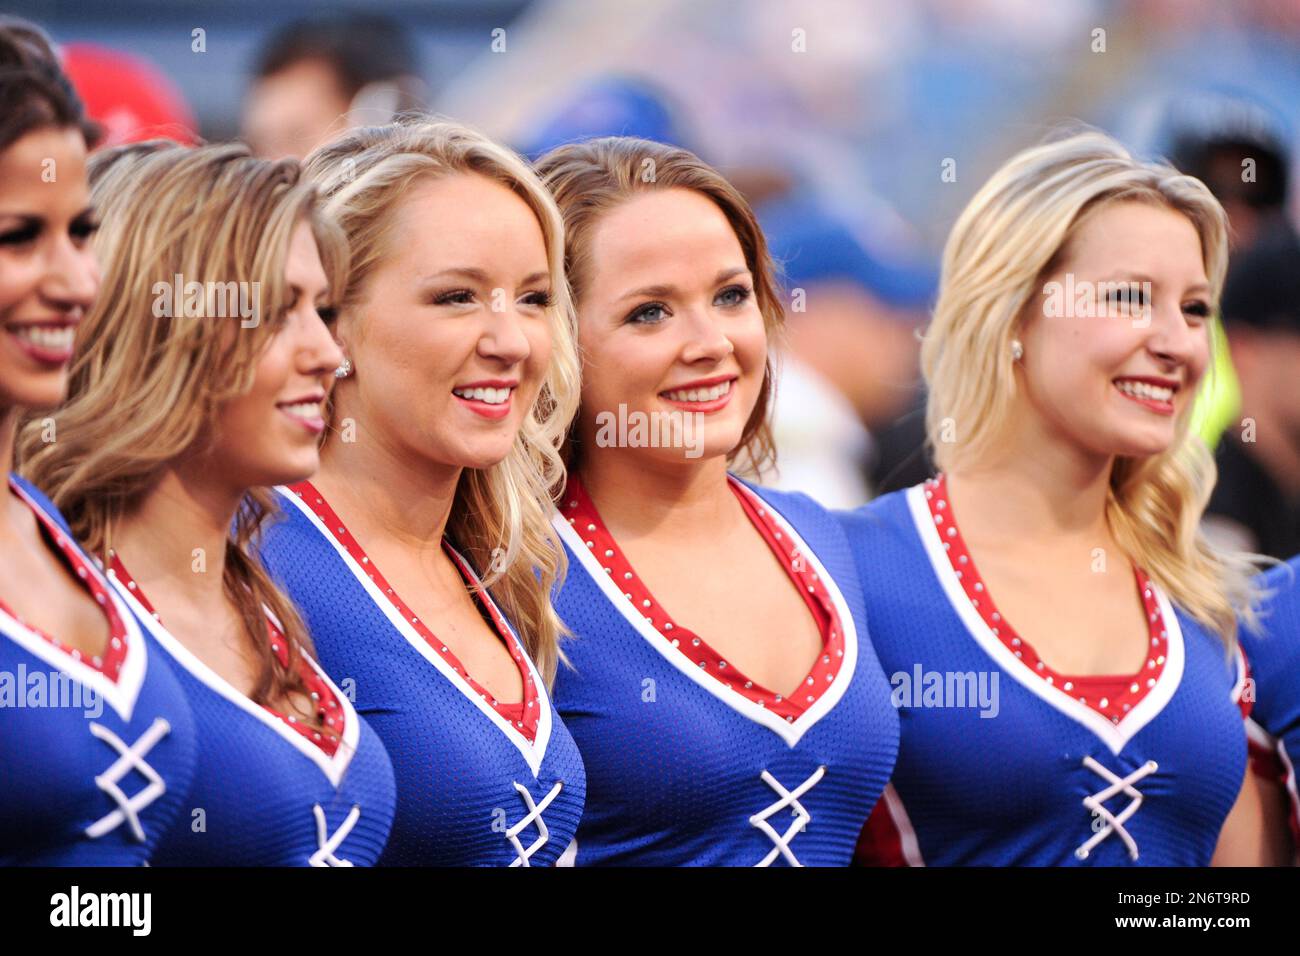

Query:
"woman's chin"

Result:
[[3, 379, 68, 412], [1101, 428, 1180, 461]]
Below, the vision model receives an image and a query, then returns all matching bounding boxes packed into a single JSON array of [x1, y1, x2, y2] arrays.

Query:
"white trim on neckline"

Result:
[[1, 483, 147, 721], [552, 481, 859, 748], [108, 572, 360, 788], [903, 483, 1184, 756], [274, 485, 553, 777]]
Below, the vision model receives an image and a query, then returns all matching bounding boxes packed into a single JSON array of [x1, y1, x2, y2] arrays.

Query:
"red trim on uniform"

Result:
[[1247, 737, 1285, 781], [288, 480, 539, 742], [559, 474, 846, 722], [854, 798, 908, 866], [924, 473, 1169, 725], [109, 554, 345, 757], [3, 475, 129, 682]]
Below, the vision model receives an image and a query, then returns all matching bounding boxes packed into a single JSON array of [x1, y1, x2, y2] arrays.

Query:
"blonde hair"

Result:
[[19, 140, 348, 735], [303, 116, 580, 684], [534, 136, 783, 477], [922, 127, 1260, 646]]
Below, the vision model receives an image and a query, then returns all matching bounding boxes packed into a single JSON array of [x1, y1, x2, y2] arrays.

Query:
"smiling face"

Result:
[[1016, 200, 1213, 460], [0, 126, 100, 412], [575, 187, 768, 466], [204, 220, 342, 488], [337, 172, 553, 471]]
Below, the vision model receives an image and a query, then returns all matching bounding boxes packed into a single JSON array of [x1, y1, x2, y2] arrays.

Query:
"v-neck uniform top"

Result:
[[842, 479, 1249, 866], [550, 476, 899, 866], [106, 549, 396, 867], [110, 555, 348, 757], [0, 474, 197, 866], [257, 483, 585, 866]]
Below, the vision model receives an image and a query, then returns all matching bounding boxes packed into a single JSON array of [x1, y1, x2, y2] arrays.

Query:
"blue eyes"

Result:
[[715, 285, 751, 308], [627, 303, 668, 325], [625, 284, 753, 326]]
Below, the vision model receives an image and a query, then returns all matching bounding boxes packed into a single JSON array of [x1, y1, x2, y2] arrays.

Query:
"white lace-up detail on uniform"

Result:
[[1076, 756, 1159, 861], [309, 804, 360, 866], [84, 718, 171, 842], [506, 780, 564, 866], [750, 766, 827, 866]]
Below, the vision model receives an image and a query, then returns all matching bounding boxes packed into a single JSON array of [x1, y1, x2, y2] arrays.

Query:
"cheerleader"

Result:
[[533, 137, 900, 866], [20, 141, 395, 866], [255, 120, 586, 866], [1235, 558, 1300, 862], [844, 130, 1261, 866], [0, 18, 197, 865]]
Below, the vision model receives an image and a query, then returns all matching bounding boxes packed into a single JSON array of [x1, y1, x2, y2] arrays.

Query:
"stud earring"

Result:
[[334, 356, 352, 379], [1010, 340, 1023, 361]]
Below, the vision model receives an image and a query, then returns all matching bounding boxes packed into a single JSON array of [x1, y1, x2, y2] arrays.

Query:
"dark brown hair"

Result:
[[0, 17, 98, 153]]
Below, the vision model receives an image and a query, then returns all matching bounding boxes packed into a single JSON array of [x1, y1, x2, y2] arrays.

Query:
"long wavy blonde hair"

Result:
[[922, 128, 1262, 647], [19, 141, 349, 733], [534, 136, 784, 477], [303, 117, 580, 683]]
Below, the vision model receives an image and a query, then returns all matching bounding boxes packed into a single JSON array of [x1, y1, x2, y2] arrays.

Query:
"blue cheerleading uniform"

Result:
[[106, 557, 396, 867], [842, 477, 1249, 866], [256, 482, 585, 866], [0, 474, 197, 866], [1239, 556, 1300, 839], [550, 475, 900, 866]]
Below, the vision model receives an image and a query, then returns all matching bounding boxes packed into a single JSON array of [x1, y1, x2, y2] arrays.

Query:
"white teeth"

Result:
[[453, 386, 511, 405], [280, 401, 321, 419], [12, 325, 75, 349], [1115, 380, 1174, 403], [663, 380, 732, 403]]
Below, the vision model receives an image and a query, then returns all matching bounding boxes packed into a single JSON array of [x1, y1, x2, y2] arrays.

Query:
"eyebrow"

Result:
[[1097, 272, 1211, 295], [285, 277, 331, 304], [418, 268, 551, 287], [616, 266, 750, 303], [0, 205, 96, 221]]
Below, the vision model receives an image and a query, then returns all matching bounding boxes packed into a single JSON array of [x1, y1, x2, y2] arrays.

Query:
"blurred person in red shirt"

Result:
[[61, 43, 198, 147]]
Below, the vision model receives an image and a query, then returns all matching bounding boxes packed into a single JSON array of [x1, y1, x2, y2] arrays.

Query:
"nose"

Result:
[[42, 232, 99, 314], [1143, 299, 1205, 371], [678, 306, 735, 365], [301, 306, 344, 377], [477, 303, 532, 366]]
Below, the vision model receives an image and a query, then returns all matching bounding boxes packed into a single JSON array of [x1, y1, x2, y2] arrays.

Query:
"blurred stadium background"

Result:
[[11, 0, 1300, 553]]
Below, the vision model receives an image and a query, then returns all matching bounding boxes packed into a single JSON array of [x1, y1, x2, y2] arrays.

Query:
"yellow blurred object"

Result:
[[1191, 315, 1241, 450]]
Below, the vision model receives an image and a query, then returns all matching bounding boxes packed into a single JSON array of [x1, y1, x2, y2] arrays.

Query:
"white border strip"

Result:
[[1, 482, 147, 721], [275, 486, 552, 777], [552, 481, 859, 748], [881, 783, 925, 866], [904, 484, 1185, 756], [109, 572, 360, 788]]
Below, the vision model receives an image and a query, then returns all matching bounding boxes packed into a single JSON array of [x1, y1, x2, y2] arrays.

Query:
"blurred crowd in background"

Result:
[[13, 0, 1300, 559]]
